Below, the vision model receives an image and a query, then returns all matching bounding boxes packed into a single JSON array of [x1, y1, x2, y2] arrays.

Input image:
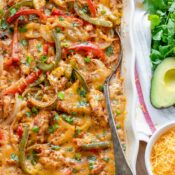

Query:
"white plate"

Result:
[[121, 0, 139, 174]]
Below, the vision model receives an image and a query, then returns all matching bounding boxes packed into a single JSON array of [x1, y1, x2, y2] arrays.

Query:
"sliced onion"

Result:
[[98, 41, 112, 49], [4, 94, 23, 125], [29, 95, 57, 108], [91, 59, 106, 69], [0, 55, 3, 75]]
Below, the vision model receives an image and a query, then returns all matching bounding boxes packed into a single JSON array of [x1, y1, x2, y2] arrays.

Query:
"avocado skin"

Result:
[[150, 57, 175, 108]]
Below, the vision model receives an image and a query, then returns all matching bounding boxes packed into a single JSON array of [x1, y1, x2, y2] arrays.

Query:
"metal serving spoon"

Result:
[[104, 30, 133, 175]]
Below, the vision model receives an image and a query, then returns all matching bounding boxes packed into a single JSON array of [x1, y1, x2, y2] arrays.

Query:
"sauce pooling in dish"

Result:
[[0, 0, 125, 174]]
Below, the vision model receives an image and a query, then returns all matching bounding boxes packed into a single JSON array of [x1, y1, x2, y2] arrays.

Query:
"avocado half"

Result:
[[151, 57, 175, 108]]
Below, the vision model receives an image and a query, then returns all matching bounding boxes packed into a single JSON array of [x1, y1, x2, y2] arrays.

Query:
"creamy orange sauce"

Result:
[[0, 0, 125, 174]]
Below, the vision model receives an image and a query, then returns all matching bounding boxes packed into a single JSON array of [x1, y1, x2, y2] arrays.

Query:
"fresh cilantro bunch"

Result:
[[144, 0, 175, 70]]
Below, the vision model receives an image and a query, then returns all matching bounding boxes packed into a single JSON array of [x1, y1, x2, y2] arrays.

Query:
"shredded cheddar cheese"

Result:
[[151, 128, 175, 175]]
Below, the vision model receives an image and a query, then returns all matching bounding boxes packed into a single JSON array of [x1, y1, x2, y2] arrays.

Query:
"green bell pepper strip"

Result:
[[37, 31, 61, 72], [74, 0, 113, 27], [72, 68, 89, 92], [30, 74, 46, 87], [81, 141, 110, 150], [19, 125, 31, 174], [3, 0, 33, 19], [9, 0, 33, 11]]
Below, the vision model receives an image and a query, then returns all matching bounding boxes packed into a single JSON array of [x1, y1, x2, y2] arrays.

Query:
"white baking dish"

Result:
[[121, 0, 139, 174]]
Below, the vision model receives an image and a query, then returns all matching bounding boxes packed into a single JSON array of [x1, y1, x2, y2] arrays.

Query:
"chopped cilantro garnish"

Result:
[[73, 153, 82, 161], [62, 114, 74, 124], [72, 22, 79, 27], [20, 39, 28, 46], [8, 27, 14, 34], [78, 100, 88, 107], [31, 107, 38, 114], [59, 16, 64, 21], [10, 8, 17, 16], [82, 6, 88, 14], [40, 55, 48, 62], [56, 27, 61, 33], [10, 153, 18, 161], [84, 57, 91, 63], [32, 126, 39, 133], [71, 112, 77, 116], [57, 91, 65, 100], [0, 9, 4, 16], [72, 168, 78, 173], [94, 94, 100, 101], [18, 95, 23, 100], [66, 147, 73, 152], [19, 26, 27, 33], [89, 162, 94, 170], [0, 19, 8, 30], [25, 111, 32, 117], [31, 150, 38, 165], [101, 9, 106, 15], [26, 56, 33, 65], [77, 87, 87, 97], [29, 14, 38, 21], [53, 114, 60, 121], [105, 46, 113, 57], [87, 155, 96, 161], [74, 129, 82, 137], [116, 124, 121, 129], [48, 124, 59, 133], [116, 110, 121, 115], [103, 157, 110, 162], [37, 44, 43, 52], [98, 85, 104, 92], [51, 145, 60, 150]]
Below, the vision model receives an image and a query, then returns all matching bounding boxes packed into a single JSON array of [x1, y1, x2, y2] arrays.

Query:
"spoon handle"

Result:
[[104, 83, 133, 175]]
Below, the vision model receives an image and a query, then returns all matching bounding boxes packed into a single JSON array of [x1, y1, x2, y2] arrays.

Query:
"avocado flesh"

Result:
[[151, 57, 175, 108]]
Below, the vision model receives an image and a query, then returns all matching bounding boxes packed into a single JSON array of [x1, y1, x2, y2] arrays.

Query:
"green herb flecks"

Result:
[[10, 153, 19, 161], [20, 39, 28, 46], [105, 46, 113, 57], [62, 114, 74, 124], [57, 91, 65, 100], [10, 8, 17, 16], [48, 124, 59, 133], [0, 19, 8, 30], [19, 26, 27, 33]]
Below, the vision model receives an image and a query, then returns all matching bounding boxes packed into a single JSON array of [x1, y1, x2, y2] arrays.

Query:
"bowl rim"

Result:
[[145, 121, 175, 175]]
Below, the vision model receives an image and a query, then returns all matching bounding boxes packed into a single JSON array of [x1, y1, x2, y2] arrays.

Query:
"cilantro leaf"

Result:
[[143, 0, 167, 13]]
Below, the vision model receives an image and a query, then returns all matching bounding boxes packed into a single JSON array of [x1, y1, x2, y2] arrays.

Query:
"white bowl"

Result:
[[145, 121, 175, 175]]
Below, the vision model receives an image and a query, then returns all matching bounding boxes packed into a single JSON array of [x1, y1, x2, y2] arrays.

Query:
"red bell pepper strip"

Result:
[[43, 42, 55, 55], [2, 70, 42, 95], [65, 169, 72, 175], [8, 0, 15, 6], [0, 129, 3, 141], [4, 20, 20, 67], [51, 8, 83, 26], [0, 129, 3, 146], [43, 43, 49, 55], [87, 0, 96, 17], [17, 125, 23, 138], [7, 9, 46, 23], [67, 43, 105, 60], [11, 20, 19, 61], [51, 8, 67, 16]]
